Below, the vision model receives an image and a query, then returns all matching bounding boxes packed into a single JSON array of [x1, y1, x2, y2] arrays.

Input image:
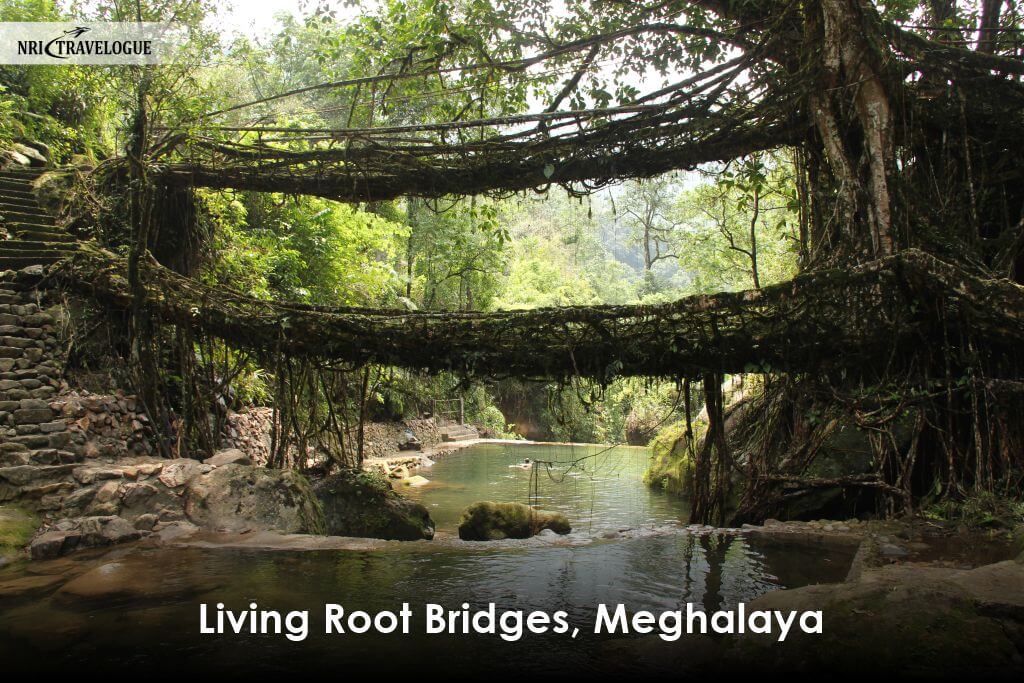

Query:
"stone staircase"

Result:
[[441, 423, 479, 442], [0, 167, 82, 470], [0, 168, 78, 270]]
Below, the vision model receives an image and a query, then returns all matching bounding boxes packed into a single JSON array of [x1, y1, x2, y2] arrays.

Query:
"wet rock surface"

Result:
[[720, 557, 1024, 674], [29, 515, 142, 560], [55, 554, 220, 604]]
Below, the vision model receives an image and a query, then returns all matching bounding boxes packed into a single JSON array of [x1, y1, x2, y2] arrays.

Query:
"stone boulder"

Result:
[[0, 505, 37, 547], [56, 555, 219, 604], [775, 413, 915, 520], [10, 143, 46, 167], [0, 148, 31, 170], [314, 469, 434, 541], [29, 515, 142, 560], [203, 448, 252, 467], [183, 464, 324, 534], [457, 501, 571, 541], [157, 459, 211, 489], [723, 560, 1024, 674]]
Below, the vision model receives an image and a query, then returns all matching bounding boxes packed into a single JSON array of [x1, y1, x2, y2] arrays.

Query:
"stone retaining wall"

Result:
[[0, 269, 452, 560], [221, 406, 273, 465], [0, 279, 80, 470], [358, 417, 444, 459]]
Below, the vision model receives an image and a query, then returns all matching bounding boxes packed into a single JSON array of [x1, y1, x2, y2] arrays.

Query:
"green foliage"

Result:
[[474, 405, 517, 439], [459, 383, 518, 438], [406, 198, 508, 311], [922, 492, 1024, 529], [0, 0, 111, 158], [201, 190, 407, 306], [676, 153, 800, 293], [1, 0, 224, 160], [494, 235, 603, 308], [532, 378, 682, 444], [19, 0, 805, 449]]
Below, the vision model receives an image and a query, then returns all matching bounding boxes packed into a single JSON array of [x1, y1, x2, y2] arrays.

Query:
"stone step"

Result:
[[11, 229, 75, 243], [0, 210, 53, 227], [0, 247, 74, 260], [0, 179, 34, 194], [443, 423, 477, 433], [0, 169, 41, 179], [0, 175, 37, 185], [0, 168, 45, 179], [4, 224, 61, 237], [0, 165, 45, 175], [0, 389, 57, 403], [0, 197, 38, 211], [0, 189, 35, 203], [0, 254, 66, 269], [0, 239, 78, 252], [442, 432, 477, 442], [441, 424, 479, 442]]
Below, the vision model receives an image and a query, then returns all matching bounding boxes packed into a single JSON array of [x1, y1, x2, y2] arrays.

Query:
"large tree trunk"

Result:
[[809, 0, 897, 260]]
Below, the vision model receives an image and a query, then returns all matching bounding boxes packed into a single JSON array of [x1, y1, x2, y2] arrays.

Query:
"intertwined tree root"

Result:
[[37, 246, 1024, 383]]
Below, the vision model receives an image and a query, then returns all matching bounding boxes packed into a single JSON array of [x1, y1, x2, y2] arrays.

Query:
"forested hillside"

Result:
[[0, 0, 799, 446]]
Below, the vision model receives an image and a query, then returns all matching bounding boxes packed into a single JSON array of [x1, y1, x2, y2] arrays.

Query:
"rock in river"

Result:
[[29, 515, 142, 560], [457, 501, 571, 541], [314, 469, 434, 541]]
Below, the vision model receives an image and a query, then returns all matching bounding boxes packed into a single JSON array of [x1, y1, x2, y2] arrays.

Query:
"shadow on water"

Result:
[[0, 444, 856, 676]]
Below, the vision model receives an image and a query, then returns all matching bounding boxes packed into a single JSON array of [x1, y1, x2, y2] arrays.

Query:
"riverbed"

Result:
[[0, 443, 857, 675]]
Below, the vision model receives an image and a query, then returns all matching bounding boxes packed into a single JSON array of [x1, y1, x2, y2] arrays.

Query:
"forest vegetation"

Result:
[[1, 0, 1022, 526]]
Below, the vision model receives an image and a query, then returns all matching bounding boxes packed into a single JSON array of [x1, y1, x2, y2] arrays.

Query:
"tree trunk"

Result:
[[810, 0, 897, 259]]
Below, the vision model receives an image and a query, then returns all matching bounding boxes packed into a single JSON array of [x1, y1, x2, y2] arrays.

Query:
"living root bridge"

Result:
[[46, 248, 1024, 381]]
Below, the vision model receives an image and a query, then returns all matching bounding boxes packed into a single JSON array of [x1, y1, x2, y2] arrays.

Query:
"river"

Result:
[[0, 443, 855, 675]]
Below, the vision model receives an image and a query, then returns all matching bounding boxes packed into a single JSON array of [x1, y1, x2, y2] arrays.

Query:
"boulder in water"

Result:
[[314, 469, 434, 541], [29, 515, 141, 560], [457, 501, 571, 541], [183, 464, 325, 534]]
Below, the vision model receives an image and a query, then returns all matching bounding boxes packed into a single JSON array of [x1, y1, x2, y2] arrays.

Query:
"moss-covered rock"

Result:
[[0, 505, 38, 565], [457, 501, 570, 541], [0, 505, 38, 549], [644, 419, 703, 497], [314, 469, 434, 541], [184, 464, 325, 535]]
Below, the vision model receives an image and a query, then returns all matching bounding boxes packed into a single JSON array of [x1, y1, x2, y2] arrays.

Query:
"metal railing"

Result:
[[431, 397, 464, 425]]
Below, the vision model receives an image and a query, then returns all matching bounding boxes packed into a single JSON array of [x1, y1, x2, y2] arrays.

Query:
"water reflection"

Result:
[[0, 533, 853, 675]]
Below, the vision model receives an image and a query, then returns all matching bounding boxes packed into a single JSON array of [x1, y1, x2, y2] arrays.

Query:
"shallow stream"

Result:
[[0, 443, 856, 675]]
